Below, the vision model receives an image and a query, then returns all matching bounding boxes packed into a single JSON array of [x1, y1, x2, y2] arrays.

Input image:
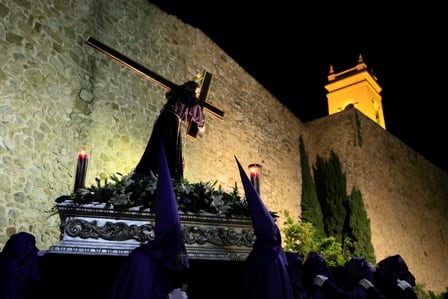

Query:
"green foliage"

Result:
[[55, 171, 252, 217], [299, 136, 325, 238], [282, 210, 350, 267], [311, 150, 375, 261], [313, 151, 347, 242], [345, 186, 376, 263], [282, 210, 447, 295], [414, 284, 447, 299], [317, 236, 350, 267], [282, 210, 318, 255]]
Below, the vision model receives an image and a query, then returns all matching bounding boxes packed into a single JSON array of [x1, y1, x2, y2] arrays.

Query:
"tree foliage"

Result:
[[282, 210, 350, 267], [345, 186, 376, 263], [294, 142, 376, 263], [299, 136, 325, 238], [313, 150, 347, 242]]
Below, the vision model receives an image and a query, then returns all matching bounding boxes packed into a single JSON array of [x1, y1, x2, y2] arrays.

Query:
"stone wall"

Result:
[[0, 0, 303, 248], [0, 0, 446, 293]]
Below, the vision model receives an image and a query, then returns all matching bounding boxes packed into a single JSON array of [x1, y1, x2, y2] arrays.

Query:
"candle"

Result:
[[74, 148, 90, 192], [248, 163, 262, 195], [250, 169, 259, 179]]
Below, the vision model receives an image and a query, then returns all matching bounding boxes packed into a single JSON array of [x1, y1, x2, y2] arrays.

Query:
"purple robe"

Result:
[[303, 252, 368, 299], [107, 141, 189, 299], [0, 232, 40, 299], [375, 255, 418, 299], [235, 156, 295, 299], [134, 81, 205, 180]]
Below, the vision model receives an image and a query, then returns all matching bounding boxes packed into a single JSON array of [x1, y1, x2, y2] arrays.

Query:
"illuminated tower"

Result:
[[325, 54, 386, 129]]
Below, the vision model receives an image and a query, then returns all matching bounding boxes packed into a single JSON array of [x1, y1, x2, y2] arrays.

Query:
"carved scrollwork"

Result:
[[183, 225, 255, 247], [54, 205, 255, 260], [62, 219, 154, 242]]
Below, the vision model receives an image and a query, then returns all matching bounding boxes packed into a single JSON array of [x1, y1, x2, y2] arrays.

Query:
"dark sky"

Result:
[[150, 1, 448, 172]]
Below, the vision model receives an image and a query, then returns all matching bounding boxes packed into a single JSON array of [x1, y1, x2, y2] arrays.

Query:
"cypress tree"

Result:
[[313, 150, 347, 243], [345, 186, 376, 263], [299, 135, 325, 238]]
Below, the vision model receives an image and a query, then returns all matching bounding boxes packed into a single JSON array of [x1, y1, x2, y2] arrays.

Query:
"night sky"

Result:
[[150, 1, 448, 172]]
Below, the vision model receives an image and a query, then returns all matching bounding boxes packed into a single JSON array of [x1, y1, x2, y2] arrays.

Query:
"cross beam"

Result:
[[85, 36, 225, 138]]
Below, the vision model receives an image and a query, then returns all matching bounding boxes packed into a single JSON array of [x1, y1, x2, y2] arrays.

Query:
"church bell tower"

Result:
[[325, 54, 386, 129]]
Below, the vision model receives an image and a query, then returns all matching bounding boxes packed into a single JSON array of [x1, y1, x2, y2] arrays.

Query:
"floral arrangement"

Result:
[[55, 171, 253, 217]]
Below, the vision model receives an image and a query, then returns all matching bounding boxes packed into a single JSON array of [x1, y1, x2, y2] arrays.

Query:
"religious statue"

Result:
[[133, 80, 206, 180]]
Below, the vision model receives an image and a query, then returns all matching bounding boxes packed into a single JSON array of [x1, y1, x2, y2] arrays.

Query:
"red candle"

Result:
[[248, 163, 262, 195], [74, 149, 89, 192], [250, 169, 259, 179]]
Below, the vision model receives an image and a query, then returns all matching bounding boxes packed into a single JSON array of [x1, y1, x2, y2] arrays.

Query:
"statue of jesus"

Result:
[[133, 80, 206, 180]]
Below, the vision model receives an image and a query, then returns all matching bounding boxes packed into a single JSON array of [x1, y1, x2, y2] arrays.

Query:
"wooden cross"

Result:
[[85, 36, 224, 139]]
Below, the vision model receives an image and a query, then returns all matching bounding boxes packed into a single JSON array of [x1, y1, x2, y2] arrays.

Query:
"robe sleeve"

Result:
[[188, 104, 205, 128]]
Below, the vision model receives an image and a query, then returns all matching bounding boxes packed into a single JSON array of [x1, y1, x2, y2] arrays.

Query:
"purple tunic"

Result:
[[0, 232, 40, 299], [107, 142, 190, 299], [134, 81, 205, 180]]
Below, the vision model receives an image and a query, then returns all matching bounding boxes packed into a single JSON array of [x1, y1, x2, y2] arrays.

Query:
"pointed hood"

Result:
[[235, 156, 281, 245], [145, 141, 189, 270], [234, 156, 295, 299], [106, 142, 188, 299], [155, 141, 182, 236]]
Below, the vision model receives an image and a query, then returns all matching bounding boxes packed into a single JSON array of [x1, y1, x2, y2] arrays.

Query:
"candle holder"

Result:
[[74, 145, 91, 192], [248, 163, 262, 195]]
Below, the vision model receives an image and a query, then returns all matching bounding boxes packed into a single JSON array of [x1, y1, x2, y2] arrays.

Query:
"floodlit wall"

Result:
[[0, 0, 446, 293]]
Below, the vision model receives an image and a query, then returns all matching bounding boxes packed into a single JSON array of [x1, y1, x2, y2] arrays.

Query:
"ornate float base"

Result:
[[48, 202, 255, 261]]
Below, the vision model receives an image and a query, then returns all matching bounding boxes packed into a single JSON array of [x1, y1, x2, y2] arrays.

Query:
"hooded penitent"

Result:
[[107, 141, 189, 299], [375, 255, 418, 299], [0, 232, 41, 299], [234, 156, 295, 299]]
